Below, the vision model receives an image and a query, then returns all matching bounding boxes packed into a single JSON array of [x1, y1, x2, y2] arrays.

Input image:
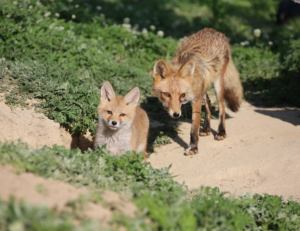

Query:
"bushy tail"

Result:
[[223, 59, 243, 112]]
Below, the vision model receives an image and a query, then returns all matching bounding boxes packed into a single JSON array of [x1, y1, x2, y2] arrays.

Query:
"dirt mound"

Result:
[[148, 101, 300, 200], [0, 165, 137, 223], [0, 101, 93, 151], [0, 101, 64, 148]]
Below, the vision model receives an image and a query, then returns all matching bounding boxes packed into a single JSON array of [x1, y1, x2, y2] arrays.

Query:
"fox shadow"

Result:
[[141, 97, 232, 152]]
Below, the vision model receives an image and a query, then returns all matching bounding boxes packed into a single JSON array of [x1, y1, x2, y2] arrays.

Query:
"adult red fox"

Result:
[[152, 28, 243, 156], [94, 81, 149, 158]]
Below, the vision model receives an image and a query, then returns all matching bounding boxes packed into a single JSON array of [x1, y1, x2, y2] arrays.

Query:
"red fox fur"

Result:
[[94, 81, 149, 158], [152, 28, 243, 156]]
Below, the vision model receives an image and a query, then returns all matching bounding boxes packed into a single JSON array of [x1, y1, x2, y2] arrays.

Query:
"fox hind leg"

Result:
[[200, 92, 211, 136], [213, 77, 227, 140]]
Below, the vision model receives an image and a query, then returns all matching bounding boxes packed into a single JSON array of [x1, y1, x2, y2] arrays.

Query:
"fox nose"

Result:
[[112, 121, 117, 126], [173, 112, 180, 118]]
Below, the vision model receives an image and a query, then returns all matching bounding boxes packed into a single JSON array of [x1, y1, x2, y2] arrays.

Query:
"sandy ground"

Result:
[[0, 165, 137, 224], [0, 100, 300, 202], [0, 100, 93, 150], [148, 101, 300, 200]]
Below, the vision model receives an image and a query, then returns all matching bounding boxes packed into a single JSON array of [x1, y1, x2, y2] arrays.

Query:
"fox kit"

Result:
[[152, 28, 243, 156], [94, 81, 149, 158]]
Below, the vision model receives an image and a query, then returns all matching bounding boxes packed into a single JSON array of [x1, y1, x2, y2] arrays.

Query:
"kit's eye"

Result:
[[163, 92, 171, 97], [107, 111, 112, 114], [120, 113, 125, 117], [180, 93, 186, 98]]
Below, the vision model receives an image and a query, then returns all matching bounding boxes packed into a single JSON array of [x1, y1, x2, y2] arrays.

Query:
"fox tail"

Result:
[[223, 59, 243, 112]]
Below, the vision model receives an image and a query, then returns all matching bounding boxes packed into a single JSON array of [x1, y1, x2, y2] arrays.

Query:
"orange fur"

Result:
[[152, 28, 243, 156], [94, 81, 149, 158]]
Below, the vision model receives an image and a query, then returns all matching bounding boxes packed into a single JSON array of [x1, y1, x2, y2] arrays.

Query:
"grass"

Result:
[[0, 197, 100, 231], [0, 141, 300, 230], [1, 0, 300, 229], [1, 0, 300, 138]]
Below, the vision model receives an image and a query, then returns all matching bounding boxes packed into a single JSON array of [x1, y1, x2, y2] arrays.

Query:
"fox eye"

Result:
[[163, 92, 171, 97], [120, 113, 125, 117], [107, 111, 112, 114], [180, 93, 186, 98]]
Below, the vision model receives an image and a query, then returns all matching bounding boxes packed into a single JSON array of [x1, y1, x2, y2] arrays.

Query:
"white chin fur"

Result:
[[108, 126, 119, 130]]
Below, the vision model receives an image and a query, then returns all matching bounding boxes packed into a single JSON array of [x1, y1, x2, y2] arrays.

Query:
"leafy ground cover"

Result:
[[1, 141, 300, 230], [1, 0, 300, 138], [1, 0, 300, 229], [0, 197, 100, 231]]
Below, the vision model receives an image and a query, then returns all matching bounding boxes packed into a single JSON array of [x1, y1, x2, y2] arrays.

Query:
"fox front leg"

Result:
[[185, 99, 202, 156]]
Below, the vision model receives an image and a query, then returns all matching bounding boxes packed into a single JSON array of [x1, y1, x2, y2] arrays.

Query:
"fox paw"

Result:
[[199, 127, 210, 136], [185, 147, 198, 156], [215, 130, 227, 140]]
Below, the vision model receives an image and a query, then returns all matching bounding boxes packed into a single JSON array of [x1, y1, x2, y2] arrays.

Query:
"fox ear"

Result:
[[124, 87, 140, 106], [178, 59, 195, 82], [153, 59, 171, 83], [101, 81, 116, 102]]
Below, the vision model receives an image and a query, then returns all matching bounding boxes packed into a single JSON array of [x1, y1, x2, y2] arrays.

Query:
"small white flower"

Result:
[[100, 13, 105, 18], [123, 17, 130, 24], [240, 42, 246, 46], [36, 1, 41, 6], [75, 4, 79, 8], [72, 14, 76, 19], [55, 26, 64, 31], [253, 29, 261, 37], [142, 28, 148, 35], [67, 0, 73, 2], [268, 41, 273, 46], [150, 25, 155, 31], [44, 11, 51, 17], [13, 1, 17, 5], [28, 5, 33, 9], [245, 41, 249, 45], [55, 13, 60, 17], [122, 23, 131, 31], [157, 30, 164, 37], [96, 6, 102, 10]]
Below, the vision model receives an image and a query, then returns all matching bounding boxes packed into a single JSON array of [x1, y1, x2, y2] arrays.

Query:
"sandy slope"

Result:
[[0, 165, 137, 224], [148, 101, 300, 200]]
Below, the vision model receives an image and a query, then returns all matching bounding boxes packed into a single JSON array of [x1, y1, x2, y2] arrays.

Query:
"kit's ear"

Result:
[[178, 59, 195, 83], [153, 59, 171, 84], [100, 81, 116, 102], [124, 87, 140, 106]]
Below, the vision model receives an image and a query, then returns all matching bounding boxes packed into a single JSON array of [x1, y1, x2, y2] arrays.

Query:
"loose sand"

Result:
[[148, 101, 300, 200]]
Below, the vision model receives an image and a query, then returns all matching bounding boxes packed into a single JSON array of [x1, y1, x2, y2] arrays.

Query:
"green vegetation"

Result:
[[1, 0, 300, 229], [0, 197, 99, 231], [1, 0, 300, 136], [1, 142, 300, 230]]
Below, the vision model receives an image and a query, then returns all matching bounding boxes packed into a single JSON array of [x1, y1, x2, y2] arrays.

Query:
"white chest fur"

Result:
[[94, 119, 131, 156]]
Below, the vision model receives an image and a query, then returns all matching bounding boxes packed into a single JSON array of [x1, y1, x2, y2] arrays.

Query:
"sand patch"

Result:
[[148, 102, 300, 200], [0, 165, 137, 224]]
